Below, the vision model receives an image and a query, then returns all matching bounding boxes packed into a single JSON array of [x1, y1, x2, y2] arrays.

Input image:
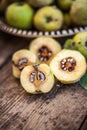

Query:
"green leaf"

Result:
[[79, 72, 87, 89]]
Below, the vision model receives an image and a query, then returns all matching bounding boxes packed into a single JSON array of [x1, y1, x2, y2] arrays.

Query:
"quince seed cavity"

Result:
[[60, 57, 76, 72], [18, 58, 28, 71], [29, 71, 46, 83], [38, 46, 52, 62]]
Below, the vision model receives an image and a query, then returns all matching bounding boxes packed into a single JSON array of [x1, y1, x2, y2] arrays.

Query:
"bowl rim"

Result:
[[0, 19, 87, 38]]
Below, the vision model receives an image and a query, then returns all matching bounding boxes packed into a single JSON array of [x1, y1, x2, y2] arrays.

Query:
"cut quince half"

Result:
[[29, 36, 61, 65], [12, 49, 36, 78], [20, 64, 55, 94], [50, 49, 87, 84]]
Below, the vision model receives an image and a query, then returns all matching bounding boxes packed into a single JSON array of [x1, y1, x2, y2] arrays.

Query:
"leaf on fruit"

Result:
[[79, 72, 87, 89]]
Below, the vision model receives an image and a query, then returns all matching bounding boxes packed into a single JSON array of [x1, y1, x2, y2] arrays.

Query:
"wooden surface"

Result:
[[0, 31, 87, 130]]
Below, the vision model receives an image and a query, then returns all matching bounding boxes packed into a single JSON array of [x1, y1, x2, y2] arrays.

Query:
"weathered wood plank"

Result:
[[80, 118, 87, 130], [23, 85, 87, 130], [0, 60, 87, 130], [0, 31, 30, 68]]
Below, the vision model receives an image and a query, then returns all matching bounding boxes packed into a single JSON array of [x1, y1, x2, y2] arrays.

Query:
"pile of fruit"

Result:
[[0, 0, 87, 31], [12, 31, 87, 94]]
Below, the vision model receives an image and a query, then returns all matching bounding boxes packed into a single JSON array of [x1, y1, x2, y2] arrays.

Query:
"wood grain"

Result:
[[0, 31, 31, 68], [0, 31, 87, 130], [80, 118, 87, 130]]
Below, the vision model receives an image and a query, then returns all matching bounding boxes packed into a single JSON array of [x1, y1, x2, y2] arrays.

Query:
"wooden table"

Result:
[[0, 31, 87, 130]]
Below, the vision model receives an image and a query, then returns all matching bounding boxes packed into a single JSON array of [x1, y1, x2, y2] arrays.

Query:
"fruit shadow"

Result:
[[40, 80, 79, 102], [24, 79, 79, 104]]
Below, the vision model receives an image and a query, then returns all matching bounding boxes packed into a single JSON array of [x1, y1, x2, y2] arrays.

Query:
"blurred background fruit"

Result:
[[70, 0, 87, 26], [5, 2, 34, 29], [27, 0, 54, 8], [57, 0, 73, 11], [0, 0, 87, 32], [34, 6, 63, 31], [64, 31, 87, 60]]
